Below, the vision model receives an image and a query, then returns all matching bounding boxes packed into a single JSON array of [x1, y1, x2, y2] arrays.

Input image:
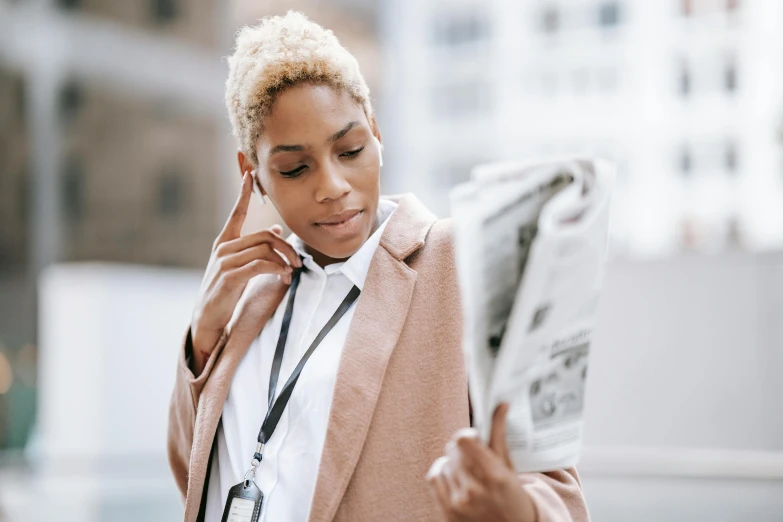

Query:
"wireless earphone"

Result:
[[250, 169, 266, 205], [374, 135, 384, 168]]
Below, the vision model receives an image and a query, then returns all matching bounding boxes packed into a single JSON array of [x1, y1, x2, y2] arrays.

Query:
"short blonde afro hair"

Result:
[[225, 11, 374, 166]]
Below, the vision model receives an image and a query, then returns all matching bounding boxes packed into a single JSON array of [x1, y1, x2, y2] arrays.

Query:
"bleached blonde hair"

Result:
[[225, 11, 374, 166]]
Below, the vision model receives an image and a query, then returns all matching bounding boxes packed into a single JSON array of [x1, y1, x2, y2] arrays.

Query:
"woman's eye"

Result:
[[341, 146, 365, 158], [279, 165, 307, 177]]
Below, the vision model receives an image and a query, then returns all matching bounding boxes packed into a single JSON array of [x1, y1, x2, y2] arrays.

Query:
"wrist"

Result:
[[190, 322, 221, 376]]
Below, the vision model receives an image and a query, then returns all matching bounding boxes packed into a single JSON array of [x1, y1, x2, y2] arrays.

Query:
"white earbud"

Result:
[[250, 170, 266, 205], [373, 136, 384, 168]]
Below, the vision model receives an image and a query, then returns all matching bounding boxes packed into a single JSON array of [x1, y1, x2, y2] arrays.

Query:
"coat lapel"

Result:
[[308, 194, 437, 522], [184, 275, 289, 522]]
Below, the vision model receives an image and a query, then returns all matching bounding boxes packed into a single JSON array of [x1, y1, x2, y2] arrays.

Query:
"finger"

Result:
[[426, 457, 452, 518], [222, 244, 292, 271], [217, 171, 253, 243], [441, 458, 462, 504], [450, 466, 484, 516], [217, 229, 301, 267], [447, 429, 486, 481], [225, 259, 292, 284], [489, 403, 513, 468], [453, 433, 502, 483]]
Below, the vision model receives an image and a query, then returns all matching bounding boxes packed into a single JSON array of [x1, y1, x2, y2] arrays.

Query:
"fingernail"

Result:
[[455, 427, 480, 442]]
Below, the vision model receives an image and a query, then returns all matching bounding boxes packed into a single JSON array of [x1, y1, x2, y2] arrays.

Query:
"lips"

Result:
[[313, 208, 365, 239], [315, 209, 362, 226]]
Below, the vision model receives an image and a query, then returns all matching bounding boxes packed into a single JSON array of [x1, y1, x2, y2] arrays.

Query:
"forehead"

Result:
[[259, 84, 368, 148]]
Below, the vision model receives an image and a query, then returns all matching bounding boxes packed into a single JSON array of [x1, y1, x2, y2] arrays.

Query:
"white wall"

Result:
[[584, 252, 783, 451], [36, 254, 783, 461], [38, 263, 202, 462]]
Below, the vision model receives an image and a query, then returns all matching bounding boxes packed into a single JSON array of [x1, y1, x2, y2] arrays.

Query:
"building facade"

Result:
[[0, 0, 231, 449], [380, 0, 783, 256]]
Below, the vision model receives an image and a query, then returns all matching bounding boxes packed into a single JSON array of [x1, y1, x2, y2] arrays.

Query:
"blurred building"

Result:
[[0, 0, 232, 449], [380, 0, 783, 256], [58, 81, 222, 266]]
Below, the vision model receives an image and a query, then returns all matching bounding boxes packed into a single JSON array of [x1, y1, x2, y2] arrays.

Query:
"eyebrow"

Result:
[[268, 120, 362, 156]]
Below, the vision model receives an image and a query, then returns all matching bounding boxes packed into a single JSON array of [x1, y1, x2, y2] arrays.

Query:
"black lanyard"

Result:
[[221, 265, 361, 522], [246, 265, 361, 474]]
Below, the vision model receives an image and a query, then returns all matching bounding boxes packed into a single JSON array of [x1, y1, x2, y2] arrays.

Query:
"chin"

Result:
[[315, 230, 367, 259], [310, 210, 374, 260]]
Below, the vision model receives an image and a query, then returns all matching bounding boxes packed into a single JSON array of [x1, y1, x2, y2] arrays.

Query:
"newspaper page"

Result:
[[451, 157, 613, 473]]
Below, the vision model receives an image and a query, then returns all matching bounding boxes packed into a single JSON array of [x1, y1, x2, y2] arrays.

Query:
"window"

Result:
[[17, 163, 30, 222], [679, 63, 691, 96], [724, 59, 737, 93], [596, 67, 619, 92], [57, 0, 81, 10], [432, 81, 490, 119], [432, 13, 490, 47], [541, 5, 560, 33], [157, 169, 184, 217], [725, 141, 738, 172], [61, 157, 85, 221], [598, 2, 622, 27], [541, 71, 558, 96], [679, 146, 692, 175], [572, 69, 590, 93], [58, 81, 83, 125], [152, 0, 178, 24]]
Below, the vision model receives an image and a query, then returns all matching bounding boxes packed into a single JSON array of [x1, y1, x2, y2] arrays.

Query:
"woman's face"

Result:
[[244, 84, 382, 263]]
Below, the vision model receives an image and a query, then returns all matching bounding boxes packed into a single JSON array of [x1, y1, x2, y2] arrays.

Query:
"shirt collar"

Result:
[[288, 199, 398, 290]]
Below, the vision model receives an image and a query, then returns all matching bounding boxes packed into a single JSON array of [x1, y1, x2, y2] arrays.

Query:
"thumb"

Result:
[[270, 224, 284, 236], [489, 403, 513, 469]]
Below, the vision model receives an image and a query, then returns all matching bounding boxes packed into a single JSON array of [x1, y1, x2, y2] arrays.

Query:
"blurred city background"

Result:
[[0, 0, 782, 520]]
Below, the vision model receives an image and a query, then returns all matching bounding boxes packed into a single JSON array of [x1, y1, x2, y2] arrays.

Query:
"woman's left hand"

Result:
[[426, 403, 536, 522]]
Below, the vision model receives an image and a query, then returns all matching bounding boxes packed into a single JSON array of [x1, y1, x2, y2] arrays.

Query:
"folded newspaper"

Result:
[[450, 157, 614, 473]]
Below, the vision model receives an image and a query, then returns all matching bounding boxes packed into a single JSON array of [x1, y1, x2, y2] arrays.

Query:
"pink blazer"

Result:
[[167, 194, 589, 522]]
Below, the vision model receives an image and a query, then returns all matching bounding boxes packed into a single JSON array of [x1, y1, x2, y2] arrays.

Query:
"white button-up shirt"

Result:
[[205, 200, 398, 522]]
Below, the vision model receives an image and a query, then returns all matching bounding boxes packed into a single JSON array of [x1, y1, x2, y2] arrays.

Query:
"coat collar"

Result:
[[183, 194, 438, 522]]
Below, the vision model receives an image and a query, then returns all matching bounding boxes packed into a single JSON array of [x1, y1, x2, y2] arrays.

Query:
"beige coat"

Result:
[[167, 194, 589, 522]]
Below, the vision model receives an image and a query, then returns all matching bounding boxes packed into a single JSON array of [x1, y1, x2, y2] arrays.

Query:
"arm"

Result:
[[166, 171, 300, 498], [519, 468, 588, 522], [166, 327, 228, 500]]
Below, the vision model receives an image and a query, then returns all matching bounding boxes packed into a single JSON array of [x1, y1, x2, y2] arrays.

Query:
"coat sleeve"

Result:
[[520, 468, 589, 522], [167, 327, 228, 501]]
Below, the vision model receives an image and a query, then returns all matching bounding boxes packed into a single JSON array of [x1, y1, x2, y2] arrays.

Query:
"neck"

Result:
[[305, 246, 350, 268]]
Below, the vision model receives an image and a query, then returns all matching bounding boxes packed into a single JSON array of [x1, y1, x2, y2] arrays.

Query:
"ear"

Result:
[[237, 149, 266, 196], [369, 114, 383, 147]]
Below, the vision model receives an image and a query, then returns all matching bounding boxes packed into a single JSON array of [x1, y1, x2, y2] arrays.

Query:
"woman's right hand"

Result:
[[189, 171, 302, 375]]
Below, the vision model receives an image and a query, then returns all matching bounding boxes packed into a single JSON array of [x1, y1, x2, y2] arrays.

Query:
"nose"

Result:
[[314, 160, 351, 203]]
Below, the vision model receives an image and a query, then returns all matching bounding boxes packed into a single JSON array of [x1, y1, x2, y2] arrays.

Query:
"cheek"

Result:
[[348, 156, 381, 190], [263, 182, 307, 223]]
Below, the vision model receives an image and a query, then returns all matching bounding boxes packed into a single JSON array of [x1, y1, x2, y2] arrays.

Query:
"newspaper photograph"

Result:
[[451, 157, 613, 473]]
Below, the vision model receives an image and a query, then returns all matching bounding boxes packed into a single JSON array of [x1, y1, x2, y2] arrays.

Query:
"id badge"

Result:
[[221, 480, 263, 522]]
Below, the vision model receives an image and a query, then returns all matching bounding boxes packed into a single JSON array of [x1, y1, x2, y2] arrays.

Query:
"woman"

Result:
[[168, 11, 588, 522]]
